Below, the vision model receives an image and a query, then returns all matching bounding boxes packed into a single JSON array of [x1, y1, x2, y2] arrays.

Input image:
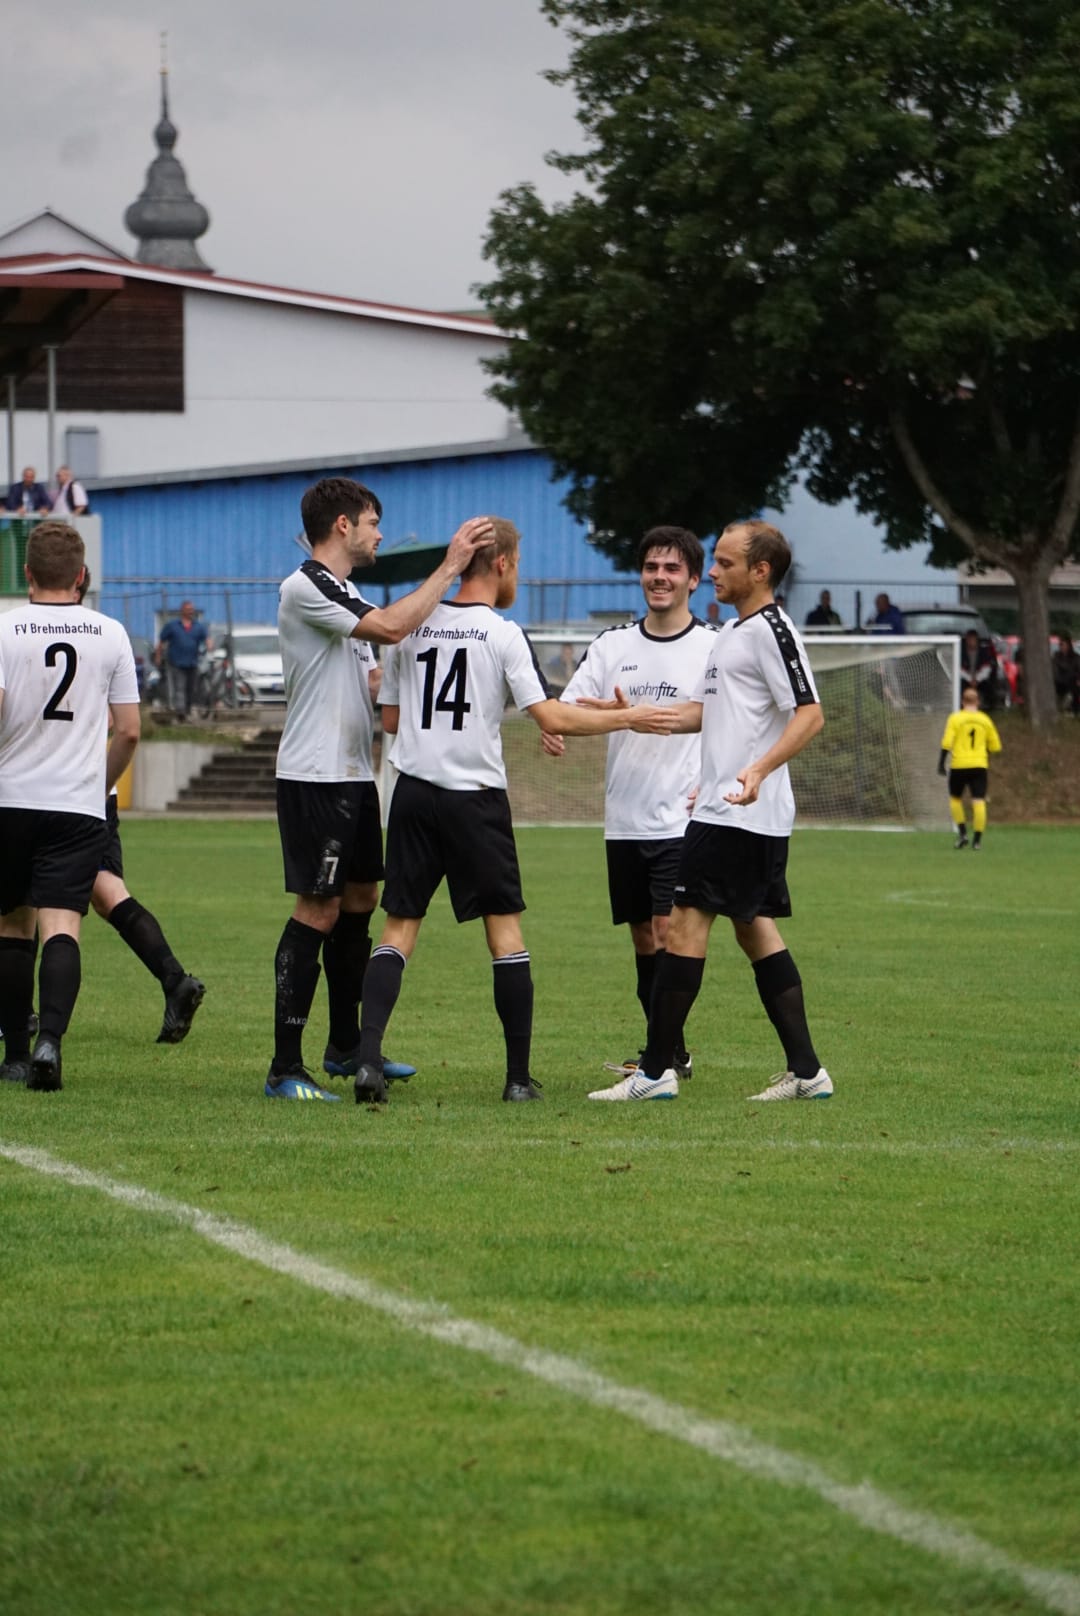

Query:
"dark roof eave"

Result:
[[86, 430, 538, 492]]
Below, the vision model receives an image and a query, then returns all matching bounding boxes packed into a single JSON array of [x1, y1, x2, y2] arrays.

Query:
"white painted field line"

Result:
[[885, 889, 1078, 917], [3, 1140, 1078, 1616]]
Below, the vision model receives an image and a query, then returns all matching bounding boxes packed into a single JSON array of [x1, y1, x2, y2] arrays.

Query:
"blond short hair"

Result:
[[461, 517, 520, 581], [723, 519, 792, 588]]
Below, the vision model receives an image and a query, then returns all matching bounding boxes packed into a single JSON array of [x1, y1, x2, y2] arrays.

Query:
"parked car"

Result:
[[210, 624, 285, 703], [896, 604, 994, 640], [894, 604, 1007, 706]]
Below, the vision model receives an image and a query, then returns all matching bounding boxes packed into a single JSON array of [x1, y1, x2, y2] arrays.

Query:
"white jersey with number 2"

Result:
[[381, 600, 548, 791], [0, 602, 139, 818]]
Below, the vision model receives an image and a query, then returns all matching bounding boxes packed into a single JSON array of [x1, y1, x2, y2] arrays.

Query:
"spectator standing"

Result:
[[959, 629, 1000, 710], [872, 593, 906, 633], [938, 686, 1002, 849], [156, 601, 208, 721], [545, 642, 579, 691], [805, 589, 841, 627], [5, 466, 51, 516], [0, 521, 140, 1090], [50, 466, 89, 517], [1052, 633, 1080, 715]]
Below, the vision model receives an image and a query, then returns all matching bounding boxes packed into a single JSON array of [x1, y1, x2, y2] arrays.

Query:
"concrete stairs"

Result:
[[168, 727, 280, 812]]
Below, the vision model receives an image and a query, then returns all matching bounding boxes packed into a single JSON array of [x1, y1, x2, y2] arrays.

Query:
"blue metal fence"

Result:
[[92, 448, 660, 640]]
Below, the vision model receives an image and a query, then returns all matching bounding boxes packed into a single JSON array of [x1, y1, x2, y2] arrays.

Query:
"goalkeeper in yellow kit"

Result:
[[939, 686, 1002, 849]]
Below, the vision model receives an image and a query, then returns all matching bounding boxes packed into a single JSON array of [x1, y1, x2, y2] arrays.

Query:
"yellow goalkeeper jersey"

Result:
[[941, 709, 1002, 769]]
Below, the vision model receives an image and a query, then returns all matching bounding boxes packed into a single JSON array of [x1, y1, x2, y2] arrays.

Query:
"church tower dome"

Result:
[[124, 63, 212, 271]]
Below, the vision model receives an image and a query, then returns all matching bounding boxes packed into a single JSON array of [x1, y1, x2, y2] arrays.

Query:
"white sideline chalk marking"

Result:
[[885, 889, 1077, 916], [3, 1140, 1078, 1616]]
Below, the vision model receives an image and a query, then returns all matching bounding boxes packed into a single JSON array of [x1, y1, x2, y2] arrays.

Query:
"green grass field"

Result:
[[1, 821, 1078, 1616]]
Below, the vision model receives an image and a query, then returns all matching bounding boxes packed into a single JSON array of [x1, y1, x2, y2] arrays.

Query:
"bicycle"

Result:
[[194, 652, 255, 717]]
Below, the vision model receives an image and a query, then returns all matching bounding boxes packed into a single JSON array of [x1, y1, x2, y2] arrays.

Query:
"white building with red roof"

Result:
[[0, 233, 510, 482], [0, 75, 513, 484]]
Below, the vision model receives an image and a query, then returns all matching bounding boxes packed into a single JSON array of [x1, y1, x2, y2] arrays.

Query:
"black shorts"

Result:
[[673, 821, 792, 924], [100, 796, 124, 879], [0, 807, 108, 916], [606, 837, 684, 927], [382, 774, 525, 923], [276, 779, 384, 898], [948, 768, 988, 799]]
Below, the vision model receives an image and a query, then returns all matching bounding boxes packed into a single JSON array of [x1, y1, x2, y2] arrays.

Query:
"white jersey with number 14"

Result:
[[381, 600, 548, 791]]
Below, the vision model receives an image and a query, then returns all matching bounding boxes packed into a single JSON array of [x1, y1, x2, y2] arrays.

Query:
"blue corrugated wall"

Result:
[[92, 448, 720, 639]]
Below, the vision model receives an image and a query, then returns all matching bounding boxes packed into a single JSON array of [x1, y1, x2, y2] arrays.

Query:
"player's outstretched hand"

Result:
[[724, 762, 765, 805], [574, 684, 631, 712], [628, 703, 679, 735], [541, 731, 566, 758], [445, 516, 496, 575]]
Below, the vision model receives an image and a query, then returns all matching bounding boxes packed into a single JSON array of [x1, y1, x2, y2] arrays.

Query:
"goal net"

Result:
[[502, 630, 960, 830]]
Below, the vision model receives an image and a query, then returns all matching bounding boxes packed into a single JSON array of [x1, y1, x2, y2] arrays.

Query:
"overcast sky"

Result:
[[2, 0, 584, 310]]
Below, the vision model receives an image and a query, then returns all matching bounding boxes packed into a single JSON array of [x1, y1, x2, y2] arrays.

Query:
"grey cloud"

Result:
[[1, 0, 583, 308]]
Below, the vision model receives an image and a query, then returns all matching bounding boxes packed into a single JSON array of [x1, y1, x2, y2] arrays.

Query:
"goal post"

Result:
[[499, 629, 960, 830], [789, 634, 959, 829]]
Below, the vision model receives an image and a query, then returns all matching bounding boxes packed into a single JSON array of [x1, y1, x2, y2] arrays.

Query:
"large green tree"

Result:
[[480, 0, 1080, 725]]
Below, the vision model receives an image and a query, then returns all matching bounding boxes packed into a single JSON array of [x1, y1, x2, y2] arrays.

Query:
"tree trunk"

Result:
[[1012, 561, 1057, 729]]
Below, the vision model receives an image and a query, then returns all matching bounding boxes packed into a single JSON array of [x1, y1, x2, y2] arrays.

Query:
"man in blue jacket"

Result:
[[5, 466, 50, 515], [871, 593, 906, 633], [156, 601, 208, 721]]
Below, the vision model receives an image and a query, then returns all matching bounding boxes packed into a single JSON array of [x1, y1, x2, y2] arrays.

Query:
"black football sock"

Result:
[[272, 918, 323, 1071], [0, 937, 37, 1060], [649, 947, 691, 1063], [322, 909, 372, 1049], [357, 946, 406, 1067], [38, 935, 82, 1041], [752, 950, 820, 1080], [107, 897, 185, 990], [493, 952, 533, 1082], [634, 950, 657, 1026], [640, 953, 704, 1079]]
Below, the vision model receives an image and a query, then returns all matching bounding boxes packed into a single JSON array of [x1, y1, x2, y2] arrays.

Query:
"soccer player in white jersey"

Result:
[[1, 568, 205, 1060], [550, 526, 715, 1077], [351, 518, 680, 1104], [71, 569, 205, 1045], [268, 477, 497, 1101], [0, 522, 141, 1091], [589, 519, 832, 1104]]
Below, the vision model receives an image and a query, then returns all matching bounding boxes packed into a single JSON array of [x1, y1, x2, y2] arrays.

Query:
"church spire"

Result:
[[124, 39, 212, 271]]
